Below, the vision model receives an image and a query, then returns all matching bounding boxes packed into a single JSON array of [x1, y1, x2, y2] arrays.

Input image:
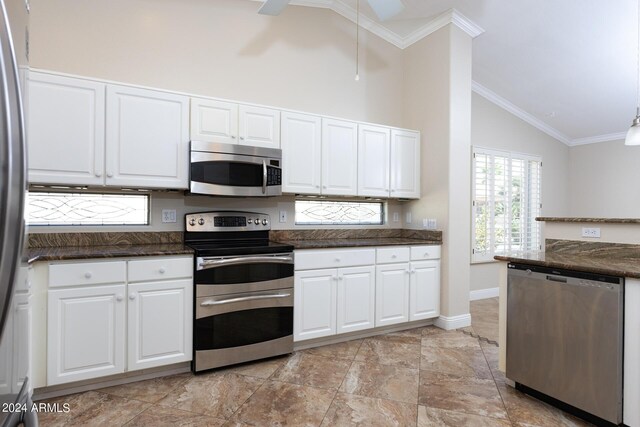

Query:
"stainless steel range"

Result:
[[184, 211, 294, 372]]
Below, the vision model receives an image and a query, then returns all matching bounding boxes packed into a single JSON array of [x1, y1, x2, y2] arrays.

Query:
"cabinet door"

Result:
[[375, 263, 410, 327], [190, 98, 238, 144], [322, 118, 358, 196], [27, 72, 105, 186], [0, 307, 12, 394], [337, 266, 375, 334], [48, 285, 126, 385], [128, 280, 193, 371], [106, 85, 189, 189], [281, 112, 321, 194], [390, 129, 420, 199], [410, 260, 440, 321], [294, 269, 337, 341], [239, 105, 281, 149], [12, 293, 31, 392], [358, 124, 390, 197]]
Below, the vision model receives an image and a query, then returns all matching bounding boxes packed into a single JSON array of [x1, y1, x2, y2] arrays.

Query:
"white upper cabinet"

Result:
[[358, 124, 390, 197], [322, 118, 358, 196], [190, 99, 280, 149], [106, 85, 189, 189], [239, 105, 281, 149], [281, 112, 322, 194], [390, 129, 421, 198], [190, 98, 238, 144], [27, 72, 106, 186]]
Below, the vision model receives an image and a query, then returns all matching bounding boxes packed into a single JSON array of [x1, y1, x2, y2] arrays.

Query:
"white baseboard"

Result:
[[435, 313, 471, 330], [470, 287, 499, 301]]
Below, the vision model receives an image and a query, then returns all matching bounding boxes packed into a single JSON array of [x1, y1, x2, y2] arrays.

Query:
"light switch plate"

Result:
[[406, 212, 412, 224], [162, 209, 177, 223], [392, 212, 399, 222]]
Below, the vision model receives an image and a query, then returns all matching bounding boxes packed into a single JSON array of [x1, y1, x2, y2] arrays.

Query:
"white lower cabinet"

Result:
[[410, 260, 440, 321], [294, 269, 337, 341], [294, 246, 440, 342], [336, 266, 375, 334], [46, 256, 192, 386], [47, 284, 126, 385], [375, 263, 410, 327]]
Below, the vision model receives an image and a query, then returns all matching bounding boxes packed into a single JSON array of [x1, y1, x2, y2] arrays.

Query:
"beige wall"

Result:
[[28, 0, 409, 233], [30, 0, 404, 127], [470, 93, 570, 291], [569, 139, 640, 218]]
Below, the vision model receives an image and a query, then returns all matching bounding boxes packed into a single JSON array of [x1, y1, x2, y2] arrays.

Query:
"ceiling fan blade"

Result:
[[366, 0, 405, 21], [258, 0, 292, 16]]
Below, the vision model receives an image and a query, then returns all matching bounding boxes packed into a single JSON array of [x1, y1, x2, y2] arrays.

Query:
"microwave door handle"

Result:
[[198, 256, 294, 270], [200, 292, 291, 306], [262, 159, 267, 194]]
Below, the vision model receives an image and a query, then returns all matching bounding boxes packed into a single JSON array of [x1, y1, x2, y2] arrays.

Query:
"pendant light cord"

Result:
[[636, 0, 640, 116], [355, 0, 360, 81]]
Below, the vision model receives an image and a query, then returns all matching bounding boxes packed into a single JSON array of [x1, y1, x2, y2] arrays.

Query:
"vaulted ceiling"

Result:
[[252, 0, 638, 146]]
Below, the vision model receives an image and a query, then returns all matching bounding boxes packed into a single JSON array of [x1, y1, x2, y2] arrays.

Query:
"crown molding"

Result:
[[251, 1, 484, 49], [472, 81, 572, 146], [472, 81, 628, 146], [570, 132, 627, 146]]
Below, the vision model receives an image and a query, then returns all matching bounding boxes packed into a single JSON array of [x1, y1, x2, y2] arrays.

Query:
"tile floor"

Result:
[[37, 298, 592, 426]]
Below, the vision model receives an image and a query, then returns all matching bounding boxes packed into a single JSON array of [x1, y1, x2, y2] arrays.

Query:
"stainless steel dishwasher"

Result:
[[506, 263, 623, 426]]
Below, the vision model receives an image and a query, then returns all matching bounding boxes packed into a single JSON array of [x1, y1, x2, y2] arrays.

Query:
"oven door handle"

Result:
[[198, 256, 293, 270], [200, 292, 291, 306], [262, 159, 267, 194]]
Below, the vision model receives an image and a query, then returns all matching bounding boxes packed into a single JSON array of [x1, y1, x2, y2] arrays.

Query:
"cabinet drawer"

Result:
[[49, 261, 126, 287], [295, 248, 375, 270], [410, 246, 441, 261], [376, 247, 410, 264], [128, 256, 193, 282]]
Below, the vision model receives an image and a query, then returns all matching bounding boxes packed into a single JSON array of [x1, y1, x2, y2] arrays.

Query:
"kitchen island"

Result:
[[495, 223, 640, 427]]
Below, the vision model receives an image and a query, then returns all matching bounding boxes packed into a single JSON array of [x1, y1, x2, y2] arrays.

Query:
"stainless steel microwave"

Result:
[[189, 141, 282, 197]]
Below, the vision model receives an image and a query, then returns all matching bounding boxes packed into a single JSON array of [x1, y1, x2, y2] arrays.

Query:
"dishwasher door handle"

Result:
[[546, 275, 568, 283]]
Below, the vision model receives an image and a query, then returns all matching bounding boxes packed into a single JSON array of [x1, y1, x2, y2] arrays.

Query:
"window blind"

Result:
[[472, 147, 542, 262]]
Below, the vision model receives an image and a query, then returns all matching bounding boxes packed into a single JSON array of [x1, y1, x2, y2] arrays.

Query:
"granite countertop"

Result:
[[494, 251, 640, 279], [27, 243, 194, 264], [276, 238, 442, 250], [536, 217, 640, 224]]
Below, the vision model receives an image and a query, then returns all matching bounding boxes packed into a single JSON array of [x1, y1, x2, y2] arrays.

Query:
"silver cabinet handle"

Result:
[[159, 267, 166, 274], [231, 135, 236, 139], [107, 172, 113, 178], [201, 293, 290, 306], [262, 159, 267, 194], [129, 293, 136, 300], [198, 255, 293, 270], [95, 172, 102, 177], [84, 272, 92, 279], [116, 295, 123, 302], [240, 136, 245, 140]]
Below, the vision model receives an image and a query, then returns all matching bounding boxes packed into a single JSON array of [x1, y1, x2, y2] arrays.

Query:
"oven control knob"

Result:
[[254, 219, 260, 225], [262, 219, 268, 225], [189, 218, 196, 226], [198, 218, 205, 225]]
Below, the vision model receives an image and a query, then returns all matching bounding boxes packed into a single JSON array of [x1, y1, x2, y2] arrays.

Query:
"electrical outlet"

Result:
[[422, 218, 429, 228], [406, 212, 412, 224], [279, 210, 287, 223], [392, 212, 399, 222], [162, 209, 177, 223], [581, 227, 601, 238], [429, 219, 437, 229]]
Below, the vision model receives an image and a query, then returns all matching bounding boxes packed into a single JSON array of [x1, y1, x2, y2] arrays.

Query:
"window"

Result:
[[295, 200, 384, 225], [26, 192, 150, 226], [472, 147, 542, 262]]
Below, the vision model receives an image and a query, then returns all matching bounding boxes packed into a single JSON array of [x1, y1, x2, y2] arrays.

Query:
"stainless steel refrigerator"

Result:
[[0, 0, 33, 425]]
